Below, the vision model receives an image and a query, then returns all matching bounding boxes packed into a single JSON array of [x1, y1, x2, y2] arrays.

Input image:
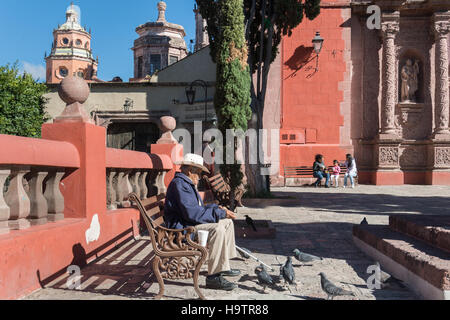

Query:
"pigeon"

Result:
[[293, 249, 323, 263], [279, 256, 297, 292], [360, 217, 369, 225], [255, 264, 274, 293], [245, 215, 257, 232], [237, 247, 252, 259], [319, 272, 355, 300]]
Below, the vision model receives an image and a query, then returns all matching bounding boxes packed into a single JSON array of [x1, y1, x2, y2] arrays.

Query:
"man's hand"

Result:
[[226, 210, 237, 220], [220, 206, 237, 220]]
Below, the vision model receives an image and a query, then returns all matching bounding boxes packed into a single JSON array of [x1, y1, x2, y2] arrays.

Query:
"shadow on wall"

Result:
[[36, 226, 135, 290], [284, 45, 315, 80]]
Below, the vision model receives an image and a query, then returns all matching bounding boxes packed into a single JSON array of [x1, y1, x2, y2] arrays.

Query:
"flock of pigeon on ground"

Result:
[[240, 215, 397, 300]]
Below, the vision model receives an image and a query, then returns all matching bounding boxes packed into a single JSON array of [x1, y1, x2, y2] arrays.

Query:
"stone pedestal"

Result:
[[374, 135, 404, 185], [426, 136, 450, 185]]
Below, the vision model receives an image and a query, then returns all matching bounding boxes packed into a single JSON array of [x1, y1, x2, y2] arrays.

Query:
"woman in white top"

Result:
[[344, 154, 358, 188]]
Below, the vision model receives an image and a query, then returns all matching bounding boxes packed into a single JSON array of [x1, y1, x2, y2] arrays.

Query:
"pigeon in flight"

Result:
[[255, 264, 274, 293], [319, 272, 355, 300], [360, 217, 369, 225], [245, 215, 257, 232], [293, 249, 323, 263]]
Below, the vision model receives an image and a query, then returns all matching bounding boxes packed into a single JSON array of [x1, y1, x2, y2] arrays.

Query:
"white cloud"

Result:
[[21, 61, 46, 81]]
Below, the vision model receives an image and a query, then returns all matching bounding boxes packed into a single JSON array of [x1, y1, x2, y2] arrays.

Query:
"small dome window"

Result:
[[62, 38, 69, 45], [77, 70, 85, 78], [76, 39, 82, 46], [59, 67, 69, 78], [85, 42, 89, 49]]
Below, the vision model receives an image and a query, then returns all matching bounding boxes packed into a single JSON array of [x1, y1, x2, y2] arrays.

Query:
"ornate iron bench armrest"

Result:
[[155, 225, 207, 256]]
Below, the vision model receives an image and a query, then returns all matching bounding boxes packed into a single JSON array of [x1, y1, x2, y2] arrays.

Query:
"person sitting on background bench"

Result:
[[313, 154, 330, 188], [164, 153, 240, 291], [344, 154, 358, 189]]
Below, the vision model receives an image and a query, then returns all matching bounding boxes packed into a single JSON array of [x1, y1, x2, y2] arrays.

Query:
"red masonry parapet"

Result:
[[0, 77, 178, 300]]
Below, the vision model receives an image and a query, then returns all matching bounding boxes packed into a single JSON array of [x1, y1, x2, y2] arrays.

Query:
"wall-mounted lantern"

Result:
[[312, 31, 324, 71]]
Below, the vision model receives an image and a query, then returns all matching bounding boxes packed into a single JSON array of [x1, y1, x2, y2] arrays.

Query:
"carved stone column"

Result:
[[374, 12, 403, 184], [433, 12, 450, 137], [426, 12, 450, 184], [380, 12, 400, 136]]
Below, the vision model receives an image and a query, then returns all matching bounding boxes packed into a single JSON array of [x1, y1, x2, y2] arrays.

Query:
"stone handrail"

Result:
[[105, 148, 172, 210], [0, 134, 80, 234]]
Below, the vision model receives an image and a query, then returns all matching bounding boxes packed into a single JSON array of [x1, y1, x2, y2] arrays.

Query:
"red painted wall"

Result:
[[280, 5, 353, 172]]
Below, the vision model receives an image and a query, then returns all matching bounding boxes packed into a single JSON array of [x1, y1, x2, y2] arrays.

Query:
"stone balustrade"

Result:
[[105, 148, 172, 210], [0, 135, 80, 234]]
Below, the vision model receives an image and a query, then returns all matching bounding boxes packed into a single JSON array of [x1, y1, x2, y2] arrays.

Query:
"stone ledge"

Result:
[[390, 215, 450, 253], [353, 225, 450, 291]]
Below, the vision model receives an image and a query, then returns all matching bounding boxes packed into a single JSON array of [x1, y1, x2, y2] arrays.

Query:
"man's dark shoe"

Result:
[[220, 269, 241, 277], [206, 274, 238, 291]]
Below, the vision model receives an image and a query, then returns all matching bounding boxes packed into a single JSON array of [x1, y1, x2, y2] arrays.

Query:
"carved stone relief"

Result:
[[379, 146, 399, 166]]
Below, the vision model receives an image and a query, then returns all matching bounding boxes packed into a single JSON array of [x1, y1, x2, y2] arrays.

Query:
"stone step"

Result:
[[389, 215, 450, 253], [353, 224, 450, 300]]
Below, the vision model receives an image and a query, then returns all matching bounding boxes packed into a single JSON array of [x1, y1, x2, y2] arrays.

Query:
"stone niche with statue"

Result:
[[352, 1, 450, 184]]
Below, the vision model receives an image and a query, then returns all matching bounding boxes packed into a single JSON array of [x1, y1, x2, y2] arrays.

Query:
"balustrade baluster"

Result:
[[106, 169, 117, 210], [121, 170, 133, 208], [0, 170, 11, 234], [130, 171, 141, 198], [138, 171, 148, 199], [27, 170, 49, 225], [5, 169, 31, 230], [44, 171, 65, 222], [115, 171, 126, 208]]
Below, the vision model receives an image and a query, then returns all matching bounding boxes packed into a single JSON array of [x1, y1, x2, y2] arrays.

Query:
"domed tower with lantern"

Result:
[[45, 3, 99, 84], [131, 1, 188, 81]]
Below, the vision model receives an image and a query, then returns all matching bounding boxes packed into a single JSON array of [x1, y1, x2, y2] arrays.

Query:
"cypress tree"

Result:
[[214, 0, 252, 204]]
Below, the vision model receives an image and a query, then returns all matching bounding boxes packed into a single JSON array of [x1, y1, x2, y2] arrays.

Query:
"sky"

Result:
[[0, 0, 197, 81]]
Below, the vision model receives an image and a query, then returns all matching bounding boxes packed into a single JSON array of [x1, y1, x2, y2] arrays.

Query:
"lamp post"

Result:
[[186, 79, 208, 125], [312, 31, 324, 72]]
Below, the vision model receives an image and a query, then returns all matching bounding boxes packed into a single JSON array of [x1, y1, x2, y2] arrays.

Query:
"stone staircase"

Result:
[[353, 215, 450, 300]]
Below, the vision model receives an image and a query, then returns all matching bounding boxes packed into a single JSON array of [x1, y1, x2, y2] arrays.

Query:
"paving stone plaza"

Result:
[[24, 185, 450, 300]]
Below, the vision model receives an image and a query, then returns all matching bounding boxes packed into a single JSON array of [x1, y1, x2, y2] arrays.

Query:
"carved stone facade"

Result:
[[352, 1, 450, 184], [378, 146, 399, 167], [435, 148, 450, 168]]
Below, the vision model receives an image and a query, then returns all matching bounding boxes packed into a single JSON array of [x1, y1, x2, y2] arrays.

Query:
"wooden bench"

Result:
[[202, 173, 244, 210], [128, 192, 208, 300], [284, 162, 358, 186]]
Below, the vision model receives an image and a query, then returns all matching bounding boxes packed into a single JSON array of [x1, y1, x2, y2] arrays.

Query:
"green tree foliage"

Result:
[[197, 0, 252, 203], [217, 0, 252, 200], [0, 63, 49, 138], [197, 0, 321, 195]]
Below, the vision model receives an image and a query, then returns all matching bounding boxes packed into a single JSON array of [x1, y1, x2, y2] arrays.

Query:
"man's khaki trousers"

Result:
[[195, 219, 238, 275]]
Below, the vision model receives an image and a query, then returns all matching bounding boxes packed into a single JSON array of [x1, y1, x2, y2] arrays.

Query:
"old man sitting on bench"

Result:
[[164, 153, 240, 291]]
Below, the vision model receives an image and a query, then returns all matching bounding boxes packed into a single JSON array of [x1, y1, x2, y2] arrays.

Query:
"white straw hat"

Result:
[[177, 153, 210, 174]]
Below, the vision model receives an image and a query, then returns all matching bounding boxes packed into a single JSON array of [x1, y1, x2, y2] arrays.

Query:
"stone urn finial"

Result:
[[55, 76, 94, 124], [157, 116, 177, 144], [157, 1, 167, 22]]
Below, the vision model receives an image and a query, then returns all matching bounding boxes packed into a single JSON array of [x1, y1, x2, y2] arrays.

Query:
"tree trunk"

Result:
[[245, 100, 268, 197]]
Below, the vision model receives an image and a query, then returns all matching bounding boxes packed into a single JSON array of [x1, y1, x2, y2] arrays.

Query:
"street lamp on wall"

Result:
[[185, 79, 208, 124], [312, 31, 324, 72]]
